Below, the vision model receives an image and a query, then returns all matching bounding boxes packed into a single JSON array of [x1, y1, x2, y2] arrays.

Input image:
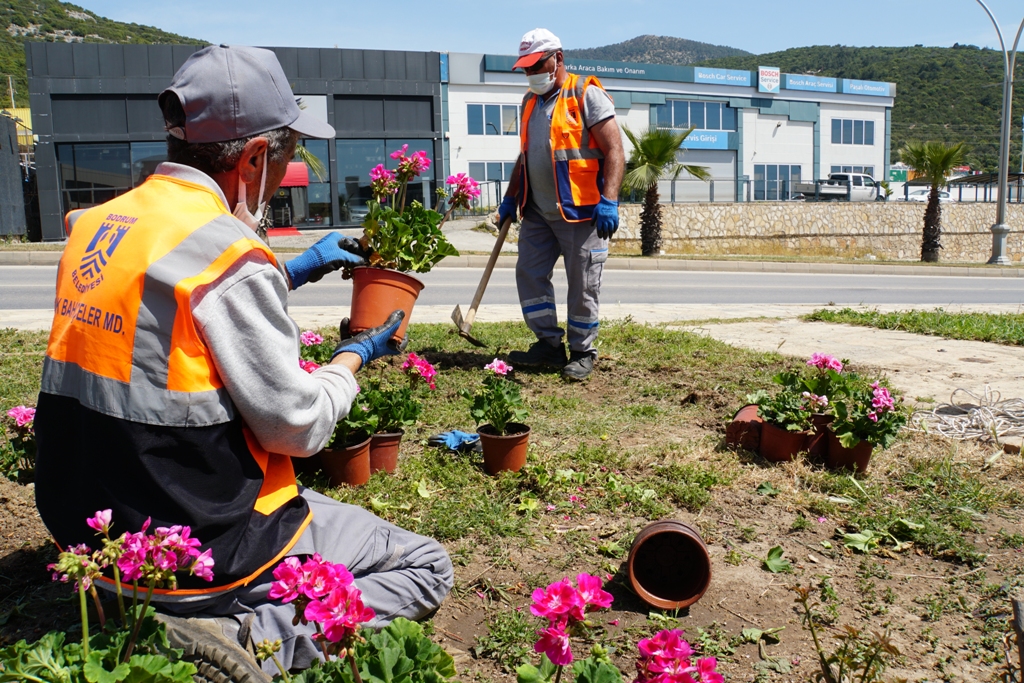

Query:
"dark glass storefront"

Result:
[[57, 142, 168, 211], [336, 138, 435, 223]]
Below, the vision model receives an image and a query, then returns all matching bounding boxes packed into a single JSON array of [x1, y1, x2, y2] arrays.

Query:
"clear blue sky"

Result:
[[78, 0, 1024, 57]]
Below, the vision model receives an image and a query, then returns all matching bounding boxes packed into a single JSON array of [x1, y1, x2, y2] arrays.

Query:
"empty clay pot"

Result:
[[825, 430, 874, 474], [369, 430, 403, 474], [320, 434, 372, 487], [759, 421, 809, 463], [627, 519, 712, 610], [725, 404, 762, 451], [477, 423, 530, 475], [349, 267, 424, 342]]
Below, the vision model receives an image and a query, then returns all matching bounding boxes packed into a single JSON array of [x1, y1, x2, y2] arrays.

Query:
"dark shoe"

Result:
[[507, 340, 567, 369], [562, 352, 595, 381]]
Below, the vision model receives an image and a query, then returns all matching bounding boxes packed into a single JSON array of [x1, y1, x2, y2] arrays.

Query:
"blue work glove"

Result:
[[591, 195, 619, 240], [427, 430, 481, 452], [331, 310, 405, 365], [497, 195, 518, 226], [285, 233, 369, 289]]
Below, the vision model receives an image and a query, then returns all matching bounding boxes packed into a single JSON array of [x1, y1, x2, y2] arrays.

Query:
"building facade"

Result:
[[446, 54, 894, 204], [26, 43, 445, 241]]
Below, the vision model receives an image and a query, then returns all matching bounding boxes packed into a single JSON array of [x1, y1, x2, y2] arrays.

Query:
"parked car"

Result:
[[793, 173, 883, 201], [904, 189, 954, 203]]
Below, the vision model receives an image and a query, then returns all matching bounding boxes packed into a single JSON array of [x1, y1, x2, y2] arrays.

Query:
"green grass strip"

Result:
[[804, 308, 1024, 346]]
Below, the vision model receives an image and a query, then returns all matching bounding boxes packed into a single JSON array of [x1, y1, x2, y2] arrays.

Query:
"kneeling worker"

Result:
[[33, 45, 453, 673]]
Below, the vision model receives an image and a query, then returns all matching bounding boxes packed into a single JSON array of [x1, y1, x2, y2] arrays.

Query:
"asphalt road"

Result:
[[2, 265, 1023, 310]]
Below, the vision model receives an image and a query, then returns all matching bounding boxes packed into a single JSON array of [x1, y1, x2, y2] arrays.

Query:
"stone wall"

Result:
[[614, 202, 1024, 262]]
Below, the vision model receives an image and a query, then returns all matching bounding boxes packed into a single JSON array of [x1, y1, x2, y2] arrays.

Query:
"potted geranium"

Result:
[[746, 387, 813, 463], [3, 405, 36, 482], [320, 400, 379, 487], [363, 352, 437, 474], [782, 353, 849, 458], [827, 378, 908, 473], [459, 359, 529, 475], [347, 150, 478, 342]]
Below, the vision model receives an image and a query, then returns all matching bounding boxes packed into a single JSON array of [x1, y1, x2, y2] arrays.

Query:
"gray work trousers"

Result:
[[516, 207, 608, 355], [153, 488, 454, 675]]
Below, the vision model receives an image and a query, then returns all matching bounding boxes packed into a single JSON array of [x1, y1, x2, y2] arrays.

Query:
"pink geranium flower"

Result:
[[807, 353, 843, 373], [300, 330, 323, 347], [484, 358, 512, 376], [638, 629, 693, 661], [530, 579, 584, 624], [299, 359, 320, 373], [534, 626, 573, 666], [694, 658, 723, 683], [402, 352, 437, 389], [446, 173, 482, 210], [575, 573, 613, 610], [870, 382, 895, 412], [192, 549, 215, 582], [86, 509, 112, 535], [268, 556, 305, 603], [389, 144, 409, 161], [303, 583, 376, 643], [6, 405, 35, 428]]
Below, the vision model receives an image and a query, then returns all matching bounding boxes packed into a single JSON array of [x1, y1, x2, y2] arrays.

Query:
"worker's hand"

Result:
[[285, 233, 370, 289], [497, 196, 518, 226], [331, 310, 406, 365], [591, 196, 619, 240]]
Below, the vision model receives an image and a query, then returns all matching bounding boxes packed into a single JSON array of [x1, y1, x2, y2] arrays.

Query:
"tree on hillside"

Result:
[[898, 140, 968, 262], [622, 127, 710, 256]]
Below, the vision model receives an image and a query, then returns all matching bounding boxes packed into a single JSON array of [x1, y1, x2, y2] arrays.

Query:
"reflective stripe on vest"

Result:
[[519, 73, 606, 222], [44, 174, 277, 427]]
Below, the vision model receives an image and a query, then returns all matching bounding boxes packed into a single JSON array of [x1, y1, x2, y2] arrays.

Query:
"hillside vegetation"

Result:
[[566, 34, 749, 65], [698, 44, 1024, 173], [1, 0, 202, 108]]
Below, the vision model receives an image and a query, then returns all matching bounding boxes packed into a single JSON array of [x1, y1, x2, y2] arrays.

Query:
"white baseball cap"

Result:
[[513, 28, 562, 70]]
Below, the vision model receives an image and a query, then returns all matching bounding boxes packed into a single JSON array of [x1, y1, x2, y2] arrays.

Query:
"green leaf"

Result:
[[122, 654, 195, 683], [84, 651, 131, 683], [756, 482, 781, 497], [763, 546, 792, 573], [572, 657, 624, 683], [416, 478, 431, 499], [843, 530, 882, 553], [741, 626, 784, 644], [516, 656, 558, 683]]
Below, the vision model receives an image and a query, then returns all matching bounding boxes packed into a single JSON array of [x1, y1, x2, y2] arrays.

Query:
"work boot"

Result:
[[562, 351, 595, 381], [507, 340, 567, 369]]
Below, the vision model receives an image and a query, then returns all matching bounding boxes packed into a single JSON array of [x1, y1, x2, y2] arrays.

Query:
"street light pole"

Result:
[[975, 0, 1024, 264]]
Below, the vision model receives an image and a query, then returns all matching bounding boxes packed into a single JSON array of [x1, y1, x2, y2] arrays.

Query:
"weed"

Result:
[[724, 548, 743, 566], [472, 607, 534, 671], [790, 514, 811, 531], [998, 529, 1024, 549], [695, 622, 735, 658], [817, 576, 840, 625], [735, 521, 758, 543]]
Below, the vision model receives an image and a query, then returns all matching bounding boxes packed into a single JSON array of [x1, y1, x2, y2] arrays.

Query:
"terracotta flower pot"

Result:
[[725, 404, 762, 451], [369, 430, 403, 474], [477, 423, 530, 475], [320, 434, 372, 487], [825, 430, 874, 474], [759, 421, 809, 463], [349, 267, 424, 342], [807, 413, 834, 460], [627, 519, 712, 610]]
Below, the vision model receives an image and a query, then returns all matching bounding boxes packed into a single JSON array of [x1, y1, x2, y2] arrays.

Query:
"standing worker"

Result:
[[34, 45, 452, 674], [500, 28, 625, 381]]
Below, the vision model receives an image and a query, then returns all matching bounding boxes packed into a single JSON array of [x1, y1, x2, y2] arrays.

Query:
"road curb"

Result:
[[5, 250, 1024, 277]]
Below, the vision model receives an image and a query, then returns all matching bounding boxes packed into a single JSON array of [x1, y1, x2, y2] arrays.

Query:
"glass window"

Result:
[[486, 163, 503, 181], [722, 106, 737, 131], [753, 164, 765, 201], [865, 121, 875, 146], [705, 102, 721, 130], [57, 143, 133, 213], [468, 162, 485, 181], [654, 103, 671, 128], [673, 101, 689, 129], [501, 105, 518, 135], [296, 140, 330, 182], [831, 165, 841, 174], [842, 120, 853, 145], [504, 162, 516, 180], [130, 142, 166, 186], [467, 104, 483, 135], [864, 166, 874, 178], [852, 175, 864, 186], [384, 138, 434, 206], [689, 102, 705, 130], [336, 139, 384, 223], [790, 166, 801, 183], [766, 164, 778, 200], [832, 119, 842, 144], [853, 120, 864, 145], [484, 104, 501, 136]]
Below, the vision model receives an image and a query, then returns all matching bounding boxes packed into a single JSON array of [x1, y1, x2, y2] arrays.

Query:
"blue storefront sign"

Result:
[[784, 74, 836, 93], [693, 67, 751, 87], [681, 130, 730, 150], [841, 79, 892, 97]]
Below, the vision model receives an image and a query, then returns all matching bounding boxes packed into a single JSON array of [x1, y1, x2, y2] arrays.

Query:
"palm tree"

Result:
[[898, 140, 968, 262], [622, 126, 710, 256]]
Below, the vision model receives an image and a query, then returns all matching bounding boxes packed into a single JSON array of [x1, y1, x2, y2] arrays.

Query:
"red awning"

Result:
[[280, 162, 309, 187]]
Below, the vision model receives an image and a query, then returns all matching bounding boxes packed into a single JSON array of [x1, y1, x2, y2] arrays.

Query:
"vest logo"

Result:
[[71, 214, 137, 294]]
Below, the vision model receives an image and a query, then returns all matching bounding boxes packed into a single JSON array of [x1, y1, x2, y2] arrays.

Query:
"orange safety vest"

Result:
[[42, 171, 310, 595], [518, 73, 607, 222]]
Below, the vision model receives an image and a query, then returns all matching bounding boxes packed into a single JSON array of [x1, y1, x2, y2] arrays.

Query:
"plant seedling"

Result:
[[763, 546, 792, 573], [756, 481, 781, 497]]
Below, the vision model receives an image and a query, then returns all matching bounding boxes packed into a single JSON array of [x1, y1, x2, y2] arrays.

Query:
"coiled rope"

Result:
[[910, 386, 1024, 442]]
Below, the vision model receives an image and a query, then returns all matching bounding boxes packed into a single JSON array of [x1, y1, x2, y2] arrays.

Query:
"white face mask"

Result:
[[527, 70, 556, 95], [233, 149, 269, 230]]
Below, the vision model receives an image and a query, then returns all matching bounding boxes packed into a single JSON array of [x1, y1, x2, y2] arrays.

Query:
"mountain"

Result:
[[1, 0, 203, 108], [566, 35, 750, 66], [698, 44, 1024, 173]]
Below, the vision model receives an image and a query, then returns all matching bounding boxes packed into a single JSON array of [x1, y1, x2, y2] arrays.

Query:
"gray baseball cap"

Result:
[[158, 45, 335, 143]]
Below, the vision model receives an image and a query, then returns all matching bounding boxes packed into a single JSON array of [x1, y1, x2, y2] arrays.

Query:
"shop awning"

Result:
[[280, 162, 309, 187]]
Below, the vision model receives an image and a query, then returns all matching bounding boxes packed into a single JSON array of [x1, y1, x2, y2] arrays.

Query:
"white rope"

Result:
[[909, 386, 1024, 443]]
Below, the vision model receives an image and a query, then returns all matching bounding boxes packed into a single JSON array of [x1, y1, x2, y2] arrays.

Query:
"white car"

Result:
[[905, 189, 954, 203]]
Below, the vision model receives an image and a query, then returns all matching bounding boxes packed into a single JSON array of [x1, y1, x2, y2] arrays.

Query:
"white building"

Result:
[[444, 54, 894, 203]]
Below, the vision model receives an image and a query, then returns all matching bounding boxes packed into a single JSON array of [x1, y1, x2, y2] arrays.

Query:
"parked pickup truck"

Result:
[[793, 173, 884, 201]]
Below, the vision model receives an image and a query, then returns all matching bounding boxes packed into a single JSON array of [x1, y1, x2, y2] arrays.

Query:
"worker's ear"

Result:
[[236, 136, 269, 185]]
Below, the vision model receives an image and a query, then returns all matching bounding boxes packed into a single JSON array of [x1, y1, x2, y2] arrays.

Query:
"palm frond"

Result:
[[294, 144, 327, 182], [622, 126, 709, 191]]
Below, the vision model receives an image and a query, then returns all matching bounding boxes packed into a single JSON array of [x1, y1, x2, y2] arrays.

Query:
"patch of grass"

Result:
[[803, 307, 1024, 345], [790, 514, 811, 531], [472, 607, 534, 671]]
